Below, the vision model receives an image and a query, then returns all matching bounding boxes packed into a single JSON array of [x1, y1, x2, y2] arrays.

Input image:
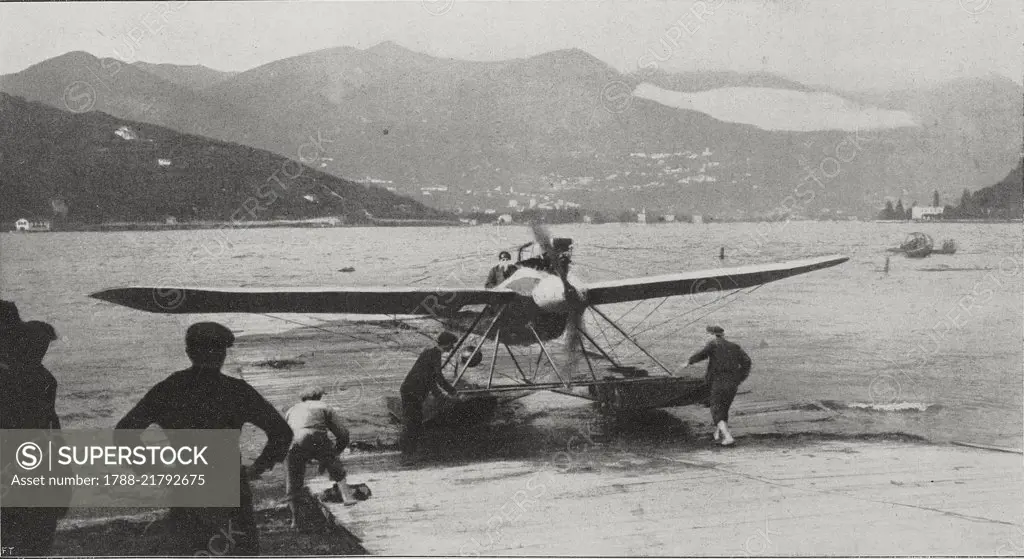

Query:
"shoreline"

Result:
[[3, 219, 465, 233], [5, 217, 1021, 233]]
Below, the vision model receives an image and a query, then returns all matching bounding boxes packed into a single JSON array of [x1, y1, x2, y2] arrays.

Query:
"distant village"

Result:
[[367, 147, 731, 225]]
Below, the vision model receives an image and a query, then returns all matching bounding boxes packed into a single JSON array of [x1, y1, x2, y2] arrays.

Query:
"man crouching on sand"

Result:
[[684, 326, 752, 446], [284, 386, 359, 527]]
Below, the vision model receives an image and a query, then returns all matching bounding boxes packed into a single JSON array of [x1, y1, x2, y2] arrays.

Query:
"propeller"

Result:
[[531, 223, 588, 376]]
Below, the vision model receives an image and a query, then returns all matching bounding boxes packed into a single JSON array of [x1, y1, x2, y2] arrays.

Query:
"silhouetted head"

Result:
[[436, 331, 458, 352], [13, 321, 58, 366], [706, 325, 725, 338], [299, 386, 326, 401], [0, 300, 21, 336], [0, 300, 23, 364], [185, 322, 234, 370]]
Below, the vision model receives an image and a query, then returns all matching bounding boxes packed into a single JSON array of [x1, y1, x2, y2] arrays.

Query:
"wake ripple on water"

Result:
[[845, 401, 934, 412]]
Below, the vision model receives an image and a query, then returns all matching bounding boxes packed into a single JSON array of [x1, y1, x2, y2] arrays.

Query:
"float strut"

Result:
[[486, 329, 501, 389], [580, 327, 624, 369], [528, 324, 570, 388], [504, 344, 529, 382], [590, 306, 675, 376], [453, 306, 506, 387], [440, 306, 489, 372]]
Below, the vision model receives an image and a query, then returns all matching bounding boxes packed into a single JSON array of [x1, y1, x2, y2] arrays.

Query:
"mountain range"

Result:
[[1, 43, 1020, 219]]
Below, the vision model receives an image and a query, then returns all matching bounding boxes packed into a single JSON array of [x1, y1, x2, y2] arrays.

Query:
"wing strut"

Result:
[[590, 306, 676, 376], [486, 330, 501, 389], [579, 325, 625, 369], [504, 344, 529, 383], [440, 307, 490, 374], [528, 324, 570, 389], [452, 305, 506, 388]]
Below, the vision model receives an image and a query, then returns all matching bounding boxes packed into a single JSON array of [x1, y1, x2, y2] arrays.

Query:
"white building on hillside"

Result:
[[911, 206, 944, 220], [114, 126, 138, 140], [15, 218, 52, 232]]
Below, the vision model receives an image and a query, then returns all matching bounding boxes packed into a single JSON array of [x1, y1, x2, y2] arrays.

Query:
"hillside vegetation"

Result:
[[0, 93, 451, 225]]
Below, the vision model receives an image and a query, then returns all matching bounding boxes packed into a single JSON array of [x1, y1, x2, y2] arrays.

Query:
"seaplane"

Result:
[[90, 225, 848, 426]]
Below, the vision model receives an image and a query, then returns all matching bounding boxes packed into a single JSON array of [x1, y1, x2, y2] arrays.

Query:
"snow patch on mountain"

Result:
[[634, 83, 918, 132]]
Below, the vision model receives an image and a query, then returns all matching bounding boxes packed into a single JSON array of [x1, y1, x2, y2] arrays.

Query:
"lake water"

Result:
[[1, 222, 1021, 447]]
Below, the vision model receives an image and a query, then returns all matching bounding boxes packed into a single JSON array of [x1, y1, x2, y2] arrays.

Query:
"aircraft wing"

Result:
[[585, 254, 849, 306], [89, 286, 519, 315]]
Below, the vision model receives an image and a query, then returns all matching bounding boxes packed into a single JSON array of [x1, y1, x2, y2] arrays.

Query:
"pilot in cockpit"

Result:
[[485, 251, 518, 288]]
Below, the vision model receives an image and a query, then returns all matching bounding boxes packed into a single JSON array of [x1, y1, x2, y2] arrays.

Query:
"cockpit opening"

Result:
[[516, 238, 573, 272]]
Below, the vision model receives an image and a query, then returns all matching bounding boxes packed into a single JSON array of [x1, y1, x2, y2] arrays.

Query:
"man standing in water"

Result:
[[684, 326, 752, 446], [400, 331, 458, 456], [115, 322, 293, 555]]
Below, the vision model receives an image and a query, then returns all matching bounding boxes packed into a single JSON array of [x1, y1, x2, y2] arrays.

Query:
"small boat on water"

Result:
[[888, 232, 935, 258], [887, 233, 959, 258]]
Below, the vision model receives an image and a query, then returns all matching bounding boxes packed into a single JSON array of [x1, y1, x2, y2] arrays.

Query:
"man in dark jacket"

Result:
[[485, 251, 518, 288], [399, 331, 458, 455], [684, 326, 752, 446], [115, 322, 293, 555]]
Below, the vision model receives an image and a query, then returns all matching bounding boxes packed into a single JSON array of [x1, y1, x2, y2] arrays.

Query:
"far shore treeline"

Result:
[[877, 159, 1023, 221]]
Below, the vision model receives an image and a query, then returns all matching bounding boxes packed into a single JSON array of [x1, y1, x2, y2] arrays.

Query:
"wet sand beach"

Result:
[[312, 433, 1022, 556]]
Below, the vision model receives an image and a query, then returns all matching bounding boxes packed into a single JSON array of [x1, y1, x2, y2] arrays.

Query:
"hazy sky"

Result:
[[1, 0, 1020, 91]]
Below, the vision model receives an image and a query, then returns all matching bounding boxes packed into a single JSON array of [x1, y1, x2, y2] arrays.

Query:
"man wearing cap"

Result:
[[1, 321, 60, 430], [284, 386, 357, 528], [0, 313, 70, 556], [485, 251, 518, 288], [399, 331, 458, 455], [683, 326, 752, 446], [115, 322, 293, 555]]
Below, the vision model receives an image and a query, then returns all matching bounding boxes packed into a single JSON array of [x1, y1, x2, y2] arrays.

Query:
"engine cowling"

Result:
[[531, 273, 586, 313]]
